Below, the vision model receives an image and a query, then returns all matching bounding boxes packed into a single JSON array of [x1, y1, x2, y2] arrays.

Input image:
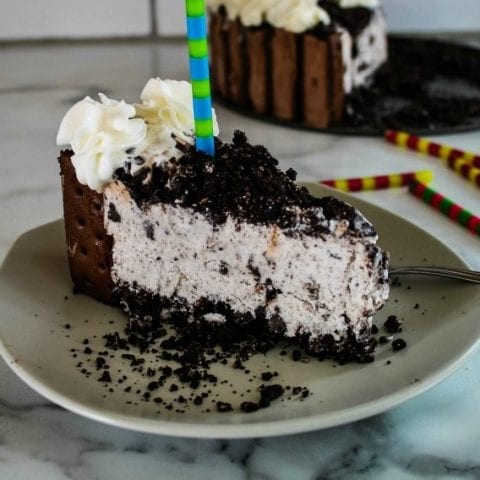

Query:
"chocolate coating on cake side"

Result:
[[59, 150, 114, 304], [114, 131, 376, 239]]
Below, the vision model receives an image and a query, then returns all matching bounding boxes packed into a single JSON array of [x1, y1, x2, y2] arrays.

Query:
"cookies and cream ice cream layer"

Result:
[[104, 179, 389, 343]]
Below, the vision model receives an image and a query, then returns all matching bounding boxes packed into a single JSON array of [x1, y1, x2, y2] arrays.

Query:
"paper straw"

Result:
[[320, 170, 433, 192], [409, 180, 480, 237], [385, 130, 480, 188], [185, 0, 215, 156]]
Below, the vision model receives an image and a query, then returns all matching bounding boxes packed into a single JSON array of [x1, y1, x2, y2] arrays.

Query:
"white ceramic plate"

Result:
[[0, 184, 479, 438]]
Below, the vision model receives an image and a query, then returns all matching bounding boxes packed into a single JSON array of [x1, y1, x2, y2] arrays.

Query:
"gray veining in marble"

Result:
[[0, 39, 479, 479]]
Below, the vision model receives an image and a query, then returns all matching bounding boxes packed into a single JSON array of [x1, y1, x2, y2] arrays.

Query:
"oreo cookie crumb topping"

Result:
[[292, 350, 302, 361], [108, 203, 121, 223], [259, 384, 284, 408], [392, 339, 407, 351], [216, 401, 233, 412], [384, 315, 402, 334], [261, 372, 274, 381], [98, 371, 111, 383], [285, 168, 297, 181], [342, 38, 480, 132], [96, 357, 105, 370], [144, 221, 155, 240], [219, 261, 229, 275], [113, 131, 375, 239], [240, 401, 259, 413], [321, 1, 373, 38]]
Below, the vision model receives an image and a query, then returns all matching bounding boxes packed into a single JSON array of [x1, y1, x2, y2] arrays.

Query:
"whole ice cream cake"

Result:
[[57, 78, 390, 363], [208, 0, 388, 128]]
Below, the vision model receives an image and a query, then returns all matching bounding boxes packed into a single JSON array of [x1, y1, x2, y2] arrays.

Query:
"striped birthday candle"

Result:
[[385, 130, 480, 188], [320, 170, 433, 192], [385, 130, 480, 168], [409, 180, 480, 237], [185, 0, 215, 156]]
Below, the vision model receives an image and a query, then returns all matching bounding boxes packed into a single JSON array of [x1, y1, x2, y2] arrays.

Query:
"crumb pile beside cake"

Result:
[[57, 78, 390, 364], [207, 0, 387, 128]]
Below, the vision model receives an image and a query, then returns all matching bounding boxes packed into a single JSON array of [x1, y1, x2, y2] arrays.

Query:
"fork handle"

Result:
[[389, 266, 480, 284]]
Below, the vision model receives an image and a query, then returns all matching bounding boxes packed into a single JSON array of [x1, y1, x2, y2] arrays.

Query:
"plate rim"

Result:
[[1, 187, 479, 438]]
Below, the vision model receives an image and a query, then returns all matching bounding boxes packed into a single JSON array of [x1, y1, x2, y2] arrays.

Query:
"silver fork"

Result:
[[390, 266, 480, 284]]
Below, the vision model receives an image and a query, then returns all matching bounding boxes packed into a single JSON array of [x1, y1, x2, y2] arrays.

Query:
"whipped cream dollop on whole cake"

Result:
[[57, 78, 390, 363]]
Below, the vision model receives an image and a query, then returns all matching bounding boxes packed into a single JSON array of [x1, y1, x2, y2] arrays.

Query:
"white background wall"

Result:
[[0, 0, 478, 40]]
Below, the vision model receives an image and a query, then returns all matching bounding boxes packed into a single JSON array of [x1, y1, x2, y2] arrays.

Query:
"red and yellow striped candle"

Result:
[[445, 155, 480, 188], [320, 170, 433, 192], [409, 180, 480, 237], [385, 130, 480, 188]]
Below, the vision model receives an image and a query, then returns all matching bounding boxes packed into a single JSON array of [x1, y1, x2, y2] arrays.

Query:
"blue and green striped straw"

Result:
[[185, 0, 215, 156]]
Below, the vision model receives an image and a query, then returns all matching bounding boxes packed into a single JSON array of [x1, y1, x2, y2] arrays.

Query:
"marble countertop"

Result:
[[0, 39, 479, 479]]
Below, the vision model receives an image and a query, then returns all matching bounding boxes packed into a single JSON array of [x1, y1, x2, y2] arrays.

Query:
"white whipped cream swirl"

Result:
[[267, 0, 331, 32], [57, 94, 147, 192], [136, 78, 219, 142], [207, 0, 381, 31], [236, 0, 279, 28], [130, 78, 219, 174], [207, 0, 331, 31], [57, 78, 219, 191], [339, 0, 379, 8]]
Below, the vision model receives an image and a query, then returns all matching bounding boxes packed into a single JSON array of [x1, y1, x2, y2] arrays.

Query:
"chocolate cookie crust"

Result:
[[115, 283, 377, 364]]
